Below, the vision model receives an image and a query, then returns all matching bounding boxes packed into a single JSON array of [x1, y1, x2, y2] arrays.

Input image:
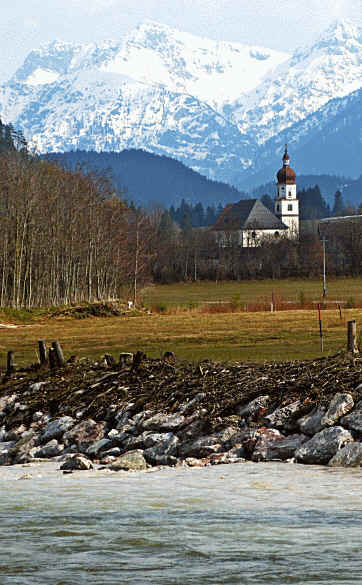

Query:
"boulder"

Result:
[[0, 441, 16, 465], [264, 434, 308, 461], [8, 430, 37, 464], [185, 457, 210, 467], [60, 455, 93, 471], [34, 439, 64, 458], [5, 424, 27, 442], [328, 442, 362, 467], [179, 393, 205, 414], [295, 426, 353, 465], [251, 429, 285, 462], [340, 400, 362, 438], [237, 395, 270, 420], [0, 394, 17, 417], [41, 416, 75, 443], [264, 400, 302, 430], [101, 447, 121, 458], [179, 435, 221, 458], [141, 413, 185, 432], [63, 419, 105, 451], [143, 434, 180, 465], [297, 405, 326, 436], [209, 451, 246, 465], [321, 393, 354, 427], [110, 449, 147, 471], [86, 438, 112, 457]]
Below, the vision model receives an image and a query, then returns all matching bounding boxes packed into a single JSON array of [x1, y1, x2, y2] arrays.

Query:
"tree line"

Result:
[[0, 119, 361, 308], [0, 123, 156, 307]]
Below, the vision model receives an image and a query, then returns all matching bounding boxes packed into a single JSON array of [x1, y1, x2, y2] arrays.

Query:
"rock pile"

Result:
[[0, 353, 361, 470]]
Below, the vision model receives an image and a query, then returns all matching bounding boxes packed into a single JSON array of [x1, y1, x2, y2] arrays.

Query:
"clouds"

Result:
[[69, 0, 118, 14]]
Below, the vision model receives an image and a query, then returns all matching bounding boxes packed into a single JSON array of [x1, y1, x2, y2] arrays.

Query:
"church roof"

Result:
[[212, 199, 288, 231]]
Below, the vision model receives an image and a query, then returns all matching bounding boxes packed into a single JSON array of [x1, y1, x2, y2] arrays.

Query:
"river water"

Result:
[[0, 461, 361, 585]]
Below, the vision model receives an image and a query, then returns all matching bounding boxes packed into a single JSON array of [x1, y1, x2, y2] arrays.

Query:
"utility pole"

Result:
[[321, 236, 327, 298]]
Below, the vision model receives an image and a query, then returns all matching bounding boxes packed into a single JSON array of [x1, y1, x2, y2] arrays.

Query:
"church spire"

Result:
[[283, 144, 290, 166]]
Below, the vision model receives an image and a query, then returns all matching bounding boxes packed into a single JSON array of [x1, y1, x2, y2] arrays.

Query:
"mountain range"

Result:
[[0, 19, 361, 190]]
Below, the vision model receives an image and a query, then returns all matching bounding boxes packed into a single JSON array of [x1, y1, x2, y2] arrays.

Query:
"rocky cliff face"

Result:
[[0, 20, 361, 186]]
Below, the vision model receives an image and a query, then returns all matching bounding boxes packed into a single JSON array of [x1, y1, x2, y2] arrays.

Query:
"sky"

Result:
[[0, 0, 361, 81]]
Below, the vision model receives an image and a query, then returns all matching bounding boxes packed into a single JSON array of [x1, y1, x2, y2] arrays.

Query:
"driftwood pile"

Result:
[[1, 350, 361, 429]]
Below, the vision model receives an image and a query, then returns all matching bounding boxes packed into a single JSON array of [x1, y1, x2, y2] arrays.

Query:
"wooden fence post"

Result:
[[38, 340, 48, 365], [51, 341, 65, 367], [6, 351, 15, 376], [347, 320, 358, 354], [48, 347, 57, 369]]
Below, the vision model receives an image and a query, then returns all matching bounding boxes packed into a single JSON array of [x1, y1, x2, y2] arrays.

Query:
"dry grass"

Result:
[[141, 278, 362, 312], [1, 306, 361, 369]]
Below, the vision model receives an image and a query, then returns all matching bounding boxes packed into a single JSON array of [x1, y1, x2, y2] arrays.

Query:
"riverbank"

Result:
[[0, 352, 361, 470]]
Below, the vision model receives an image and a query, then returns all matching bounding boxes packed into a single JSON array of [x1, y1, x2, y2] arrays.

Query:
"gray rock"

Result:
[[209, 451, 246, 465], [9, 430, 37, 464], [144, 434, 180, 465], [265, 434, 308, 461], [0, 441, 16, 464], [87, 438, 112, 457], [179, 435, 221, 458], [237, 395, 270, 419], [110, 449, 147, 471], [340, 401, 362, 438], [181, 419, 206, 440], [63, 419, 105, 451], [141, 413, 185, 432], [32, 411, 44, 422], [297, 405, 327, 436], [179, 393, 206, 414], [264, 400, 302, 429], [41, 416, 75, 443], [251, 428, 285, 462], [295, 426, 354, 465], [101, 447, 121, 458], [0, 394, 17, 416], [60, 455, 93, 471], [328, 442, 362, 467], [115, 405, 134, 430], [29, 382, 48, 393], [35, 439, 64, 458], [321, 393, 354, 427], [4, 424, 27, 442]]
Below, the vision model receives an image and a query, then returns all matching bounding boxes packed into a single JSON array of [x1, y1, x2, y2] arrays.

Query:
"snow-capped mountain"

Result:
[[228, 20, 362, 144], [11, 21, 289, 109], [238, 86, 362, 189], [0, 19, 361, 188]]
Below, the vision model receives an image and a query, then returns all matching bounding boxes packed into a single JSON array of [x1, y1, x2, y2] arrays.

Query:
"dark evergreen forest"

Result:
[[45, 149, 247, 207]]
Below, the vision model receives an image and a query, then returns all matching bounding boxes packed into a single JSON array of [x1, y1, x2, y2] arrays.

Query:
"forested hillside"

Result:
[[45, 150, 247, 207]]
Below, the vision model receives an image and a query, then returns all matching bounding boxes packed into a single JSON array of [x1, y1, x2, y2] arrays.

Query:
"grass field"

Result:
[[1, 302, 361, 368], [140, 278, 362, 311]]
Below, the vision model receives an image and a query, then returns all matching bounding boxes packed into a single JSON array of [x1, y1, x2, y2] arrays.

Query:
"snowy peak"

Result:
[[99, 20, 289, 107], [12, 39, 120, 86], [230, 19, 362, 143]]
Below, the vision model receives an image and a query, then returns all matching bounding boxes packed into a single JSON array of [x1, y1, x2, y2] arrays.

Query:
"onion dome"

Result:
[[277, 144, 296, 184]]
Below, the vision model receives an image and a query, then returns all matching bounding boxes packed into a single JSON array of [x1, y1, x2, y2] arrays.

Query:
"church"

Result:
[[211, 147, 299, 247]]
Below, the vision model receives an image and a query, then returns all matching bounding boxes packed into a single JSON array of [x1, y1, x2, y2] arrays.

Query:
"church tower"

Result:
[[274, 145, 299, 238]]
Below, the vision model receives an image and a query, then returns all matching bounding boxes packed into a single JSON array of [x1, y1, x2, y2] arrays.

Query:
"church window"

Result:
[[288, 204, 293, 211], [274, 231, 280, 238]]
